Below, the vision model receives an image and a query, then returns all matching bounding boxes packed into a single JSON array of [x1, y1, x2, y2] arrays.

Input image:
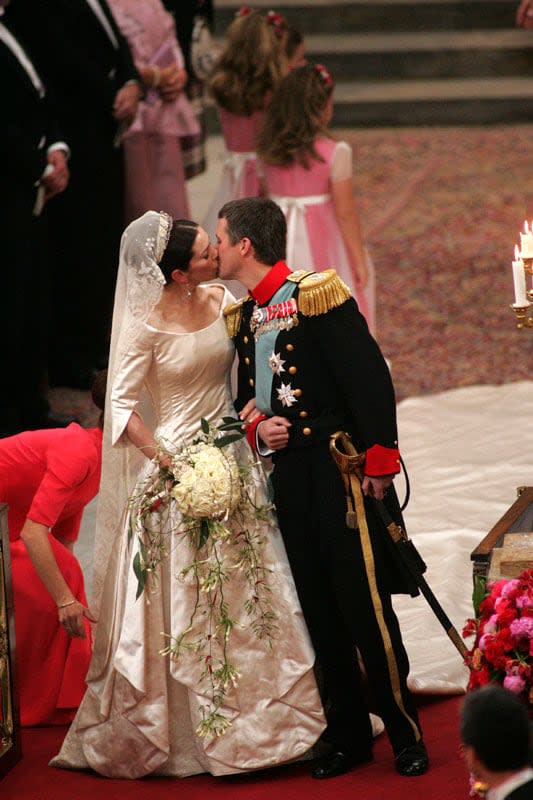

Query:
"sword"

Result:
[[329, 431, 468, 660]]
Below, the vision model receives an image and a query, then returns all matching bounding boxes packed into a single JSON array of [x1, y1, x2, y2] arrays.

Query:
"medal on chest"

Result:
[[249, 298, 299, 341]]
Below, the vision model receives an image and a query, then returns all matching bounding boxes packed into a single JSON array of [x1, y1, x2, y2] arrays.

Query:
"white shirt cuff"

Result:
[[47, 141, 70, 159], [256, 422, 274, 457]]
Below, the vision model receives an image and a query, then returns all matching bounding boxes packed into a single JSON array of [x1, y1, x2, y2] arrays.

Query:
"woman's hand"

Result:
[[158, 454, 173, 471], [58, 599, 96, 639], [159, 65, 188, 102], [239, 397, 262, 426], [21, 519, 93, 634]]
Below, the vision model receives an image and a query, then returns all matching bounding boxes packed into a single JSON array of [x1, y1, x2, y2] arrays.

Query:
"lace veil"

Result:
[[91, 210, 172, 615]]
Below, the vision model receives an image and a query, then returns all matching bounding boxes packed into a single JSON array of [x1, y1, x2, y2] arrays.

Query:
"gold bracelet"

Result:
[[57, 599, 77, 609]]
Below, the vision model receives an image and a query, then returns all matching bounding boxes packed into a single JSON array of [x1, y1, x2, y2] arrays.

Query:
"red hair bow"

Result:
[[266, 9, 287, 37], [315, 63, 334, 89]]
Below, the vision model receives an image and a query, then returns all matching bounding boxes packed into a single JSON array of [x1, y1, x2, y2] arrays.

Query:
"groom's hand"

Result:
[[362, 474, 394, 501], [257, 417, 291, 451]]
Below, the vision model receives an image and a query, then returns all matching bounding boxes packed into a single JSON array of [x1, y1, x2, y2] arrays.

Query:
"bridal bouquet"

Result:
[[128, 417, 278, 738], [463, 570, 533, 704]]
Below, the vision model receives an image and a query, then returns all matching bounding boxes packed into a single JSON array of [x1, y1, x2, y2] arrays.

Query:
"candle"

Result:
[[519, 220, 533, 259], [512, 246, 528, 306]]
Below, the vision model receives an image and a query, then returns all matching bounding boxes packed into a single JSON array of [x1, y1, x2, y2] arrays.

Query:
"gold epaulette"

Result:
[[223, 296, 250, 338], [290, 269, 351, 317]]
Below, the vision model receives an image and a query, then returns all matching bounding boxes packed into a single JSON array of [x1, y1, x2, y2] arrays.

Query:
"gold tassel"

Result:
[[223, 298, 247, 338], [295, 269, 351, 317]]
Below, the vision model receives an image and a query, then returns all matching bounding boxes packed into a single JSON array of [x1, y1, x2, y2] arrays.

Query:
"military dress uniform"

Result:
[[225, 260, 424, 761]]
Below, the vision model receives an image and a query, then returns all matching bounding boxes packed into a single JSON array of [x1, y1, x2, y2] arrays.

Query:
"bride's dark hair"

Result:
[[158, 219, 199, 283]]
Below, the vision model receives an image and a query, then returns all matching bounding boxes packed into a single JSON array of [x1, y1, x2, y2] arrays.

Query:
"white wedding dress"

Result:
[[51, 284, 325, 779]]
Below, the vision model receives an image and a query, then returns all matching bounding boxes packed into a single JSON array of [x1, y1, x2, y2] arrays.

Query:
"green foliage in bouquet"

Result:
[[127, 417, 278, 738]]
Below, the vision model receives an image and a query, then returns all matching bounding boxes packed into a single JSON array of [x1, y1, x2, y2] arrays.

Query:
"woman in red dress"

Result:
[[1, 375, 105, 725]]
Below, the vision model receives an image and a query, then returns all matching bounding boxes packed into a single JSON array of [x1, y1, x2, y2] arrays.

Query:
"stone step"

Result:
[[331, 76, 533, 125], [306, 30, 533, 79], [214, 0, 518, 35]]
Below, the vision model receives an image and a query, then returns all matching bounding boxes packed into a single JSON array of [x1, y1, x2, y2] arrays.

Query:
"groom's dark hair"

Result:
[[219, 198, 286, 265]]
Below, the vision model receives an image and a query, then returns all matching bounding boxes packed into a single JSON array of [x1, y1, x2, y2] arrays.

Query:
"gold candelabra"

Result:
[[510, 222, 533, 329]]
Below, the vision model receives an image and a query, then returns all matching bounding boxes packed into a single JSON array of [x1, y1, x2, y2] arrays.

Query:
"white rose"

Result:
[[171, 444, 241, 519]]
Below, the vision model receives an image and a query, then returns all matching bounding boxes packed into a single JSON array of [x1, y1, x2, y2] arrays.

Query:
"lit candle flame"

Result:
[[514, 244, 521, 260], [524, 220, 530, 233]]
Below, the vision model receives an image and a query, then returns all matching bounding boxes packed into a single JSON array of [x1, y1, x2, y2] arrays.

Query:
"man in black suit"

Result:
[[217, 197, 429, 779], [6, 0, 141, 389], [461, 685, 533, 799], [0, 1, 69, 434]]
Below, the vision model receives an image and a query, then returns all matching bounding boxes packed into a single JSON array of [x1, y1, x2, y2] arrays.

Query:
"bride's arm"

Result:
[[110, 326, 156, 447], [125, 411, 172, 469]]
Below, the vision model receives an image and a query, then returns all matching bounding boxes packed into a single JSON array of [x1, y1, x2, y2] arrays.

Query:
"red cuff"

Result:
[[364, 444, 401, 476], [245, 414, 267, 451]]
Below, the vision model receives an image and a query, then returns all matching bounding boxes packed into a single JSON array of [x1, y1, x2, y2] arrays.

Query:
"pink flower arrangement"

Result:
[[463, 569, 533, 705]]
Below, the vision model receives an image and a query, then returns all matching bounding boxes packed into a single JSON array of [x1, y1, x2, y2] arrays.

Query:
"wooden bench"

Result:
[[471, 486, 533, 580]]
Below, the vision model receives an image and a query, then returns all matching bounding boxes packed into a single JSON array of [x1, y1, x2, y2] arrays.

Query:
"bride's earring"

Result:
[[186, 284, 193, 299]]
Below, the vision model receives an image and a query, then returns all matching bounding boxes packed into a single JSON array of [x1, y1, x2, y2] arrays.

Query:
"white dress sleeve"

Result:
[[330, 140, 353, 184], [110, 324, 155, 447]]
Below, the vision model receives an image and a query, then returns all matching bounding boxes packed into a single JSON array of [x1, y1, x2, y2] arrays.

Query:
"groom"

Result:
[[216, 197, 429, 779]]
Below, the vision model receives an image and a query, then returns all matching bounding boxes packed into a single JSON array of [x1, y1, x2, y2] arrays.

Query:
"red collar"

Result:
[[251, 261, 291, 305]]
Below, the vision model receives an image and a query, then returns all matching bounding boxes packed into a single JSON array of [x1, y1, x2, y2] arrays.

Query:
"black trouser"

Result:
[[270, 443, 423, 756]]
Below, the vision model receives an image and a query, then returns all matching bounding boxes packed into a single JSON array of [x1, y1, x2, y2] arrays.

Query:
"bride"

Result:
[[51, 211, 325, 778]]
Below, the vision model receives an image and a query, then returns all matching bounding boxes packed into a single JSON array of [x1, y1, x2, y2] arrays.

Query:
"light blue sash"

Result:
[[255, 282, 298, 415]]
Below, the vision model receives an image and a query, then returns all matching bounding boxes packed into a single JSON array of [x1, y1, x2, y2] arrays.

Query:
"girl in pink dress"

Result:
[[257, 63, 375, 333], [204, 8, 287, 238], [108, 0, 200, 222]]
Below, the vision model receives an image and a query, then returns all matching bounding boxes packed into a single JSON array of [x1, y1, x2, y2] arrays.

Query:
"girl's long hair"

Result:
[[209, 10, 287, 115], [257, 64, 334, 168]]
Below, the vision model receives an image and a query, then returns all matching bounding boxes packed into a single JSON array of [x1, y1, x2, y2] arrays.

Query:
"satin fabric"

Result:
[[52, 285, 325, 778]]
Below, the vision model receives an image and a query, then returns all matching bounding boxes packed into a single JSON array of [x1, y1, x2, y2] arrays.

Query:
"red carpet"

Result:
[[2, 696, 469, 800]]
